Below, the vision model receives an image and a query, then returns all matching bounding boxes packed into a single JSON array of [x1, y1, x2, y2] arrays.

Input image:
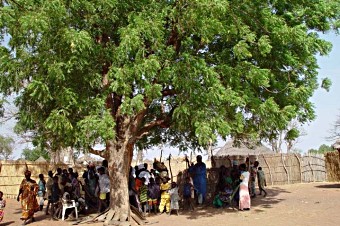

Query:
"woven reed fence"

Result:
[[0, 160, 85, 198], [325, 152, 340, 182], [213, 153, 327, 185]]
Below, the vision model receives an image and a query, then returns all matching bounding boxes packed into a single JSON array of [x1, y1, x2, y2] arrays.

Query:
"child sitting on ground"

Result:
[[0, 191, 6, 223], [168, 182, 180, 215]]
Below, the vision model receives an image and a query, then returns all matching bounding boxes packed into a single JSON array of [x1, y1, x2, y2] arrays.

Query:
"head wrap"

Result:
[[24, 170, 31, 177]]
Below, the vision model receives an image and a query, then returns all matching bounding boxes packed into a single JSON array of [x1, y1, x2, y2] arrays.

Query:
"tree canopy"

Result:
[[1, 0, 339, 154]]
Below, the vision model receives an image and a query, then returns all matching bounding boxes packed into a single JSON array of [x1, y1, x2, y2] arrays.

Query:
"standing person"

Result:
[[257, 167, 267, 197], [45, 171, 54, 215], [97, 167, 110, 212], [0, 191, 6, 223], [159, 177, 171, 214], [139, 177, 148, 216], [51, 176, 61, 219], [37, 174, 46, 211], [183, 177, 195, 211], [250, 161, 259, 198], [17, 170, 40, 225], [168, 182, 180, 215], [147, 177, 160, 214], [239, 164, 251, 211], [71, 172, 81, 198], [187, 155, 207, 204]]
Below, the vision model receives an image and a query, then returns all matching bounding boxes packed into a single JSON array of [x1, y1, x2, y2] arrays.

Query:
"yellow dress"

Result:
[[19, 179, 39, 220], [159, 182, 171, 213]]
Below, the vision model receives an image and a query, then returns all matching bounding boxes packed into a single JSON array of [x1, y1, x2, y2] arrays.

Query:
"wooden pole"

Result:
[[262, 154, 273, 186], [281, 153, 290, 184], [294, 153, 303, 183], [168, 154, 173, 183]]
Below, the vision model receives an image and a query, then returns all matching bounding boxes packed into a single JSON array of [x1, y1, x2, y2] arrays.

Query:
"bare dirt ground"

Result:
[[2, 182, 340, 226]]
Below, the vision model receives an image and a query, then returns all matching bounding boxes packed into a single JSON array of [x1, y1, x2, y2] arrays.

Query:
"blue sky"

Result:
[[1, 32, 339, 159], [294, 32, 340, 151]]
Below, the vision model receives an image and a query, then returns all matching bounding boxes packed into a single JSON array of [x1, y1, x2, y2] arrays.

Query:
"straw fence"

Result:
[[0, 160, 85, 198], [325, 152, 340, 181], [213, 153, 327, 185]]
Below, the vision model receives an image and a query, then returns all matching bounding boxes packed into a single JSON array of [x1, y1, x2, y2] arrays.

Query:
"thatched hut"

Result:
[[213, 140, 273, 167]]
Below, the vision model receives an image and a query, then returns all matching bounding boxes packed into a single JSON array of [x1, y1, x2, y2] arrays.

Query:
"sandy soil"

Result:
[[2, 182, 340, 226]]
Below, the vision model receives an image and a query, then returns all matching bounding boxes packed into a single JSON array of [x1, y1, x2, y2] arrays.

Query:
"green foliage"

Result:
[[0, 0, 339, 154], [321, 78, 332, 92], [21, 147, 50, 161], [308, 144, 334, 154], [0, 135, 14, 160]]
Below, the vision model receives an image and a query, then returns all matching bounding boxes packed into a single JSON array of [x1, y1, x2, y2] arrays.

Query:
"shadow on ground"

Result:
[[314, 183, 340, 189], [0, 221, 15, 226], [178, 186, 289, 220]]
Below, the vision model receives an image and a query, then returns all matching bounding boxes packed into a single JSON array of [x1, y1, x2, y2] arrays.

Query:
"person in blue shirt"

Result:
[[187, 155, 207, 205]]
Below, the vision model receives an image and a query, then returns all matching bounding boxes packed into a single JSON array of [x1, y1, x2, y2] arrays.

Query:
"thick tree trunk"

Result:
[[105, 139, 134, 226]]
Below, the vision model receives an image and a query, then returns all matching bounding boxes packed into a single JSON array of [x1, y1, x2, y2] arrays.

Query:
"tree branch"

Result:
[[88, 146, 107, 159]]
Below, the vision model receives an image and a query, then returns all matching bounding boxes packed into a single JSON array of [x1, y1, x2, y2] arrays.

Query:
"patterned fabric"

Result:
[[239, 171, 251, 210], [0, 199, 6, 222], [139, 185, 148, 203], [19, 179, 39, 220]]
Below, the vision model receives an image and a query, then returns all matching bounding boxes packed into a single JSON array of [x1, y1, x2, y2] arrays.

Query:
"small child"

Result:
[[0, 191, 6, 223], [38, 173, 46, 211], [183, 177, 194, 211], [257, 167, 267, 197], [168, 182, 180, 215], [159, 177, 171, 214], [139, 177, 148, 216], [147, 178, 160, 214]]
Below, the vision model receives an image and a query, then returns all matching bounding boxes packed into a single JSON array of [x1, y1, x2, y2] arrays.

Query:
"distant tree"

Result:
[[328, 113, 340, 141], [0, 135, 14, 160], [308, 144, 333, 154], [21, 147, 50, 161]]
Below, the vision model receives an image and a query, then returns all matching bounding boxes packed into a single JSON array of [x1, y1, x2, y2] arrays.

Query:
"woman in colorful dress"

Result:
[[0, 191, 6, 223], [239, 163, 251, 211], [17, 170, 40, 225]]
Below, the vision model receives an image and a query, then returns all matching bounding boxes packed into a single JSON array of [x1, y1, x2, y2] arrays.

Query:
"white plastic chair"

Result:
[[61, 199, 78, 221]]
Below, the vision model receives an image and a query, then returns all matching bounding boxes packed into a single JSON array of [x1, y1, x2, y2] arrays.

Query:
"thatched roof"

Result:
[[35, 156, 48, 163], [215, 140, 273, 156], [76, 155, 99, 165], [332, 139, 340, 149]]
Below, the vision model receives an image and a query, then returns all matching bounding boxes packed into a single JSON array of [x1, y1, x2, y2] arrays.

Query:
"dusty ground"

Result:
[[2, 182, 340, 226]]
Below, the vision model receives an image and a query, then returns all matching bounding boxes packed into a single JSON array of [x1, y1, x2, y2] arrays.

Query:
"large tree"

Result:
[[1, 0, 339, 224]]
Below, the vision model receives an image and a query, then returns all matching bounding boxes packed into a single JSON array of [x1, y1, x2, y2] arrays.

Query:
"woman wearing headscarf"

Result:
[[17, 170, 40, 225]]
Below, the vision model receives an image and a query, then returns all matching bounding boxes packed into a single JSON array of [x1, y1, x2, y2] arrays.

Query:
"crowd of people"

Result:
[[213, 158, 267, 210], [0, 155, 267, 225]]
